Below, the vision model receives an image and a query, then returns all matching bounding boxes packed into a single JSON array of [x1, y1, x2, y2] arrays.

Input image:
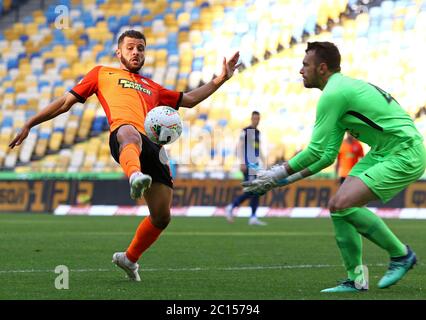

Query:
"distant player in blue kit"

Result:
[[225, 111, 267, 226]]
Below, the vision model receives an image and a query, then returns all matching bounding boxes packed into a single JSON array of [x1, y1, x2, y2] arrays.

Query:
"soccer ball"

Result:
[[144, 106, 183, 145]]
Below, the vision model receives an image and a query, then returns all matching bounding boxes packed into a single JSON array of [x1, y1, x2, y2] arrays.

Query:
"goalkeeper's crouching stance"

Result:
[[243, 41, 426, 293]]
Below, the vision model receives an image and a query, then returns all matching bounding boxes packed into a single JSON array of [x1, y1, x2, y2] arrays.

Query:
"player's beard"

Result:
[[121, 55, 144, 73], [303, 71, 319, 89]]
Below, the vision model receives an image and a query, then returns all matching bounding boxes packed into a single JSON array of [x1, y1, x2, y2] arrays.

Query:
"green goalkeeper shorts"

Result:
[[349, 140, 426, 203]]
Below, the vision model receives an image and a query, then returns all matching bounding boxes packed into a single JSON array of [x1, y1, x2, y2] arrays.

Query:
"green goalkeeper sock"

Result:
[[338, 207, 407, 258], [330, 214, 364, 281]]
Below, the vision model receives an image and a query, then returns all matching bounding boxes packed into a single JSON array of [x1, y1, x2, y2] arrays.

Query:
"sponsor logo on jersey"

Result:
[[118, 79, 152, 95]]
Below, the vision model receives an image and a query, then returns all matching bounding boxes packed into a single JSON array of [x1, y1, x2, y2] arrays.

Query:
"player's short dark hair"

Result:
[[117, 30, 146, 47], [252, 111, 260, 116], [306, 41, 341, 72]]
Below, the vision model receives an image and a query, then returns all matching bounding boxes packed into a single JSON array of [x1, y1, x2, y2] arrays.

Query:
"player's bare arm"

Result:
[[9, 92, 79, 148], [181, 51, 241, 108]]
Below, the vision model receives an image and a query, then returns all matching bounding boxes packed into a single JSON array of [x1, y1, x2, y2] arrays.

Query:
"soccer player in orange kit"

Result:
[[9, 30, 240, 281], [336, 134, 364, 184]]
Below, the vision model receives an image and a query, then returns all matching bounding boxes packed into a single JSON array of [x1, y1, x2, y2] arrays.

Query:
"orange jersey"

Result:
[[70, 66, 182, 134], [337, 139, 364, 177]]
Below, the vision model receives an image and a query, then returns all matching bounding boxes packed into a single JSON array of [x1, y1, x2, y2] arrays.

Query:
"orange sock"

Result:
[[119, 143, 141, 178], [126, 216, 163, 263]]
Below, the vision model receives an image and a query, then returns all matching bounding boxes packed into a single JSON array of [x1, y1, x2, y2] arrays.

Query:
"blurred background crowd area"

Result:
[[0, 0, 425, 179]]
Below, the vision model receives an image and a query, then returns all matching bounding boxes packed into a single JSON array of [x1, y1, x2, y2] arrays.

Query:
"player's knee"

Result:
[[328, 194, 350, 213], [117, 126, 142, 149], [150, 211, 171, 229]]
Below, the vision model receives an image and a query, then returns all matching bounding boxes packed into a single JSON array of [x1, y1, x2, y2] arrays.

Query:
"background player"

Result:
[[225, 111, 267, 226], [336, 133, 364, 184], [243, 41, 426, 292], [9, 29, 241, 281]]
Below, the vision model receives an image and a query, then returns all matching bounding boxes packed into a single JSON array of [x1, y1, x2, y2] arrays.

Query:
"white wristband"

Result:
[[286, 172, 304, 183]]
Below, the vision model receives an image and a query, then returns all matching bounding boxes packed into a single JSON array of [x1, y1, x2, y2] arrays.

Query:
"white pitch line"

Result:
[[0, 263, 393, 274]]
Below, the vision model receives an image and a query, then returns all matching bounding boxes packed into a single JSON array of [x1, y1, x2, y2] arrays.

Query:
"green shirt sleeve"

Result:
[[288, 89, 347, 172], [307, 127, 345, 174]]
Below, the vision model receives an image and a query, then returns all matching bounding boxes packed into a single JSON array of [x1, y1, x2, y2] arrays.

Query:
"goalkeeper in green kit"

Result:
[[243, 42, 426, 292]]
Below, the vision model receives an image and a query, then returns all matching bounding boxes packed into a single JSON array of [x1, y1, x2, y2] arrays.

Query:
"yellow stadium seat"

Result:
[[49, 132, 63, 151], [34, 139, 49, 158]]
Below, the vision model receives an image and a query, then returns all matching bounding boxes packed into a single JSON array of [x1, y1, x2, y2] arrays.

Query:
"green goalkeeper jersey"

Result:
[[288, 72, 424, 174]]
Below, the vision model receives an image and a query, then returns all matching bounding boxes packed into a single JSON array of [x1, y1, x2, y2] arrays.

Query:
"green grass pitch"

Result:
[[0, 214, 425, 300]]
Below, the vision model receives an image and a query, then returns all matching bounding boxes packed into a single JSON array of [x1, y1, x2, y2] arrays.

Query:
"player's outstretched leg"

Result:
[[113, 183, 172, 281]]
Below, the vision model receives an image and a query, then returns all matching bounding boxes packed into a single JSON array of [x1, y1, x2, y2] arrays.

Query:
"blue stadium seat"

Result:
[[25, 110, 36, 118], [304, 14, 318, 35], [45, 5, 58, 24], [82, 12, 95, 28], [198, 113, 208, 121], [190, 7, 200, 21], [140, 8, 151, 16], [39, 132, 51, 139], [200, 2, 209, 9], [142, 20, 152, 28], [7, 58, 19, 70], [16, 98, 28, 106], [96, 50, 109, 61], [165, 6, 174, 14], [2, 116, 14, 128], [53, 80, 64, 87], [107, 16, 120, 34], [218, 119, 228, 127], [19, 34, 29, 43], [91, 116, 108, 134], [58, 0, 71, 7], [118, 16, 131, 28], [178, 26, 190, 33], [33, 69, 43, 77], [37, 80, 50, 91], [175, 8, 185, 18]]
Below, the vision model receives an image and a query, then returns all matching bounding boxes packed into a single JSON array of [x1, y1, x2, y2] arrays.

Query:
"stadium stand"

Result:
[[0, 0, 425, 179], [0, 0, 18, 16]]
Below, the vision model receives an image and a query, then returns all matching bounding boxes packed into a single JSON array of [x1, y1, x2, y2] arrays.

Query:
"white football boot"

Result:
[[249, 217, 267, 226], [225, 204, 234, 223], [129, 172, 152, 200], [112, 252, 141, 282]]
